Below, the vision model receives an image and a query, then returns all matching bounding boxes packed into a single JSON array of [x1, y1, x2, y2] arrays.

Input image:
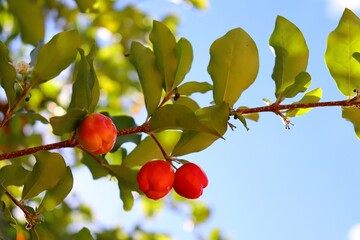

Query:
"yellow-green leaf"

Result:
[[22, 152, 67, 201], [208, 28, 259, 106], [286, 88, 322, 117], [269, 16, 309, 100], [0, 41, 16, 107], [174, 38, 193, 88], [325, 8, 360, 97]]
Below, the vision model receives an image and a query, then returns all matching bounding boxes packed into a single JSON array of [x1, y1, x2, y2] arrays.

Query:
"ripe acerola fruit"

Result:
[[173, 163, 208, 199], [137, 160, 175, 200], [76, 113, 117, 155]]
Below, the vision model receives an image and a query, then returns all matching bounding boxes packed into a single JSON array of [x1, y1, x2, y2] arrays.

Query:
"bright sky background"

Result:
[[71, 1, 360, 239]]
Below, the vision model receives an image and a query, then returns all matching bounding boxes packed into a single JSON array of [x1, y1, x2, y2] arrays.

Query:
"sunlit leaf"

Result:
[[0, 41, 16, 108], [285, 88, 322, 117], [37, 167, 73, 214], [172, 102, 228, 156], [50, 108, 87, 136], [235, 113, 249, 131], [236, 107, 260, 122], [150, 20, 178, 91], [177, 81, 212, 96], [0, 163, 30, 187], [123, 131, 182, 168], [150, 104, 221, 136], [86, 45, 100, 113], [325, 8, 360, 97], [192, 201, 211, 224], [73, 227, 94, 240], [186, 0, 208, 9], [208, 28, 259, 106], [75, 0, 96, 13], [22, 151, 67, 201], [8, 0, 44, 45], [173, 38, 193, 88], [33, 30, 80, 83], [173, 96, 200, 112], [269, 16, 309, 101], [129, 41, 163, 116], [142, 197, 164, 218], [342, 106, 360, 138], [281, 72, 311, 99]]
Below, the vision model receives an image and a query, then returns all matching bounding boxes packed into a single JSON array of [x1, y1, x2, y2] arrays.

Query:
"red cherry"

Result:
[[137, 160, 175, 200], [76, 113, 117, 155], [173, 163, 208, 199]]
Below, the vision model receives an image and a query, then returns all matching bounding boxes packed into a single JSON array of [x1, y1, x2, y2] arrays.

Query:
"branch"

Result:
[[236, 99, 359, 115]]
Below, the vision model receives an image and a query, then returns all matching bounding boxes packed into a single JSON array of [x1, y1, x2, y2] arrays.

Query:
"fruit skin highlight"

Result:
[[173, 163, 208, 199], [137, 160, 175, 200], [76, 113, 117, 155]]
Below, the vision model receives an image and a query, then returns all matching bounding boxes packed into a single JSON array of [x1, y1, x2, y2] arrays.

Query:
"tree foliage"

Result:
[[0, 1, 359, 239]]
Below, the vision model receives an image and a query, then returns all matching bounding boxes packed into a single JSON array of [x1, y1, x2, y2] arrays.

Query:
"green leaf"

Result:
[[49, 108, 87, 136], [81, 152, 109, 179], [30, 41, 44, 68], [177, 81, 212, 96], [173, 38, 193, 88], [0, 41, 16, 108], [111, 115, 141, 152], [22, 151, 67, 201], [72, 227, 94, 240], [150, 20, 178, 91], [208, 28, 259, 106], [8, 0, 44, 45], [192, 201, 211, 224], [68, 48, 92, 111], [118, 184, 134, 211], [325, 8, 360, 97], [123, 131, 182, 168], [150, 104, 221, 136], [235, 113, 249, 131], [86, 45, 100, 113], [173, 96, 200, 112], [187, 0, 208, 9], [269, 16, 309, 100], [353, 52, 360, 63], [0, 164, 30, 187], [129, 41, 163, 116], [236, 107, 260, 122], [281, 72, 311, 99], [172, 102, 228, 156], [33, 30, 80, 83], [37, 167, 73, 214], [342, 106, 360, 139], [285, 88, 322, 117]]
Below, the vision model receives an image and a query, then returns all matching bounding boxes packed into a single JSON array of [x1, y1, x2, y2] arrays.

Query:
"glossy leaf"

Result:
[[150, 104, 221, 136], [173, 96, 200, 112], [22, 151, 67, 201], [0, 164, 30, 187], [8, 0, 44, 45], [33, 30, 80, 83], [325, 9, 360, 97], [286, 88, 322, 117], [50, 108, 87, 136], [123, 131, 182, 167], [37, 167, 73, 214], [342, 107, 360, 138], [173, 38, 193, 88], [150, 20, 178, 91], [177, 81, 212, 96], [172, 102, 228, 156], [129, 41, 163, 116], [208, 28, 259, 106], [0, 41, 16, 108], [269, 16, 309, 100]]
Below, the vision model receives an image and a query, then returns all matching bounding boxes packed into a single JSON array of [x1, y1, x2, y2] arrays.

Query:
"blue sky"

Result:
[[71, 1, 360, 240]]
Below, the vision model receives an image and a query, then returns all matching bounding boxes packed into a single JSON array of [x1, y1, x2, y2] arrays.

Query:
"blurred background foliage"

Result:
[[0, 0, 228, 239]]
